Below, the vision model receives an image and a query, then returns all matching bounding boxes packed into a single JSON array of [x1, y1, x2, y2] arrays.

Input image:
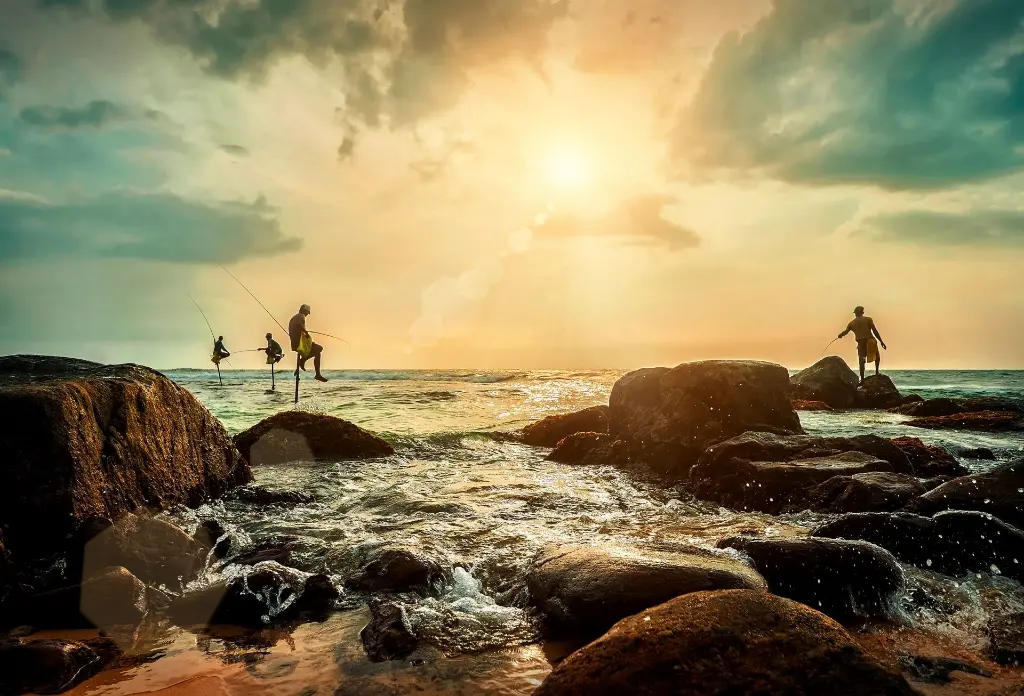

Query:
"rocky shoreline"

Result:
[[1, 354, 1023, 695]]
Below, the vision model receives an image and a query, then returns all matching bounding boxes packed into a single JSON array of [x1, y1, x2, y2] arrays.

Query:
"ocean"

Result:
[[64, 369, 1024, 695]]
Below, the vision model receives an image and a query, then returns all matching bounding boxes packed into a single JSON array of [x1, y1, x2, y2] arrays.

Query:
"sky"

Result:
[[1, 0, 1023, 370]]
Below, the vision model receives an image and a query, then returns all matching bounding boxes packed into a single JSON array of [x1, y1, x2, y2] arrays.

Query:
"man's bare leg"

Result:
[[875, 359, 880, 376], [314, 348, 328, 382], [859, 358, 866, 382]]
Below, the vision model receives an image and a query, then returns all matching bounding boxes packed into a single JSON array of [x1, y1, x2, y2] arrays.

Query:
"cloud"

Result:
[[19, 99, 126, 129], [538, 195, 700, 249], [676, 0, 1024, 190], [0, 48, 20, 86], [337, 136, 355, 161], [858, 209, 1024, 247], [0, 189, 302, 263], [219, 144, 249, 156]]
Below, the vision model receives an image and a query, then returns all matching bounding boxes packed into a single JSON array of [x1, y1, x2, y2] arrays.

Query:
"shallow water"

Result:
[[57, 369, 1024, 695]]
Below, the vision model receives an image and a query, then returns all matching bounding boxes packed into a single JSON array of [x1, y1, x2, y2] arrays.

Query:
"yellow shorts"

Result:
[[866, 338, 879, 363]]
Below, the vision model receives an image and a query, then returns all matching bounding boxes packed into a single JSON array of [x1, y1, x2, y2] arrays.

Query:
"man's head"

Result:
[[300, 304, 311, 316], [217, 335, 223, 341], [266, 332, 273, 340], [854, 306, 865, 316]]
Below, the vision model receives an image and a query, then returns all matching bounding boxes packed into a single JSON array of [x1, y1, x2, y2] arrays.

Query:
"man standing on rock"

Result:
[[289, 304, 328, 382], [837, 306, 886, 382]]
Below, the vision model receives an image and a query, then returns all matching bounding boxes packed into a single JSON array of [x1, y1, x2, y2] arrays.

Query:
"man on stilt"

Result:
[[289, 304, 328, 382]]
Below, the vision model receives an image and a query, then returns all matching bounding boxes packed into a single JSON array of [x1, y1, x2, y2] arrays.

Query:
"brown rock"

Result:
[[233, 411, 394, 465], [807, 472, 926, 513], [0, 355, 252, 563], [346, 547, 443, 592], [855, 374, 904, 409], [521, 406, 609, 447], [792, 399, 833, 411], [906, 410, 1024, 432], [360, 599, 417, 662], [890, 437, 968, 477], [534, 590, 915, 696], [76, 513, 203, 588], [906, 458, 1024, 528], [790, 356, 861, 408], [19, 565, 148, 629], [546, 432, 631, 465], [698, 431, 914, 475], [889, 397, 969, 417], [988, 611, 1024, 666]]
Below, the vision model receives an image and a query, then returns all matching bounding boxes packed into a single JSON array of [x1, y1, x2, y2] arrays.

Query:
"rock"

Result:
[[812, 510, 1024, 582], [227, 486, 315, 506], [855, 375, 904, 409], [698, 431, 914, 476], [18, 566, 148, 629], [608, 361, 802, 475], [194, 520, 231, 560], [889, 398, 970, 417], [806, 472, 926, 513], [533, 590, 915, 696], [0, 638, 102, 695], [988, 611, 1024, 666], [0, 355, 252, 564], [898, 655, 992, 683], [526, 545, 766, 636], [228, 537, 299, 567], [791, 399, 833, 411], [907, 410, 1024, 432], [961, 447, 997, 460], [232, 411, 394, 466], [890, 437, 968, 477], [790, 357, 861, 409], [521, 406, 609, 447], [546, 432, 631, 465], [360, 599, 417, 662], [346, 547, 443, 592], [960, 397, 1023, 413], [717, 536, 904, 621], [906, 459, 1024, 528], [691, 451, 895, 514]]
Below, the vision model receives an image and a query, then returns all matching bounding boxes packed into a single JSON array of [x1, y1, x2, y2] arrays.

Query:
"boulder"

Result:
[[890, 437, 968, 477], [717, 536, 904, 621], [17, 566, 148, 629], [790, 357, 861, 409], [360, 599, 417, 662], [608, 361, 802, 474], [791, 399, 833, 411], [889, 398, 970, 417], [227, 485, 315, 506], [812, 510, 1024, 582], [346, 547, 443, 592], [988, 611, 1024, 667], [233, 411, 395, 466], [855, 374, 904, 409], [194, 520, 231, 560], [533, 590, 915, 696], [546, 432, 631, 466], [521, 406, 609, 447], [961, 447, 996, 460], [526, 545, 766, 636], [0, 355, 252, 563], [805, 472, 926, 513], [691, 452, 895, 514], [906, 459, 1024, 528], [907, 410, 1024, 432], [0, 638, 102, 695], [960, 397, 1022, 413]]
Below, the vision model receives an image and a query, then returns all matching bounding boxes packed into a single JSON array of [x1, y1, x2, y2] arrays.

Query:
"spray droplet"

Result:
[[926, 559, 932, 567], [990, 564, 1002, 575]]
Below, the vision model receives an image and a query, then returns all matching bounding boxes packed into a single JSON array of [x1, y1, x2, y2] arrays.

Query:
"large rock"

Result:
[[690, 452, 895, 514], [889, 437, 968, 477], [855, 374, 904, 409], [805, 472, 926, 513], [608, 361, 802, 474], [988, 611, 1024, 667], [521, 406, 608, 447], [697, 431, 914, 475], [894, 397, 1024, 417], [16, 566, 148, 630], [0, 638, 103, 695], [813, 510, 1024, 583], [0, 355, 252, 563], [906, 411, 1024, 432], [360, 599, 417, 662], [717, 536, 904, 621], [233, 411, 395, 465], [790, 357, 860, 408], [534, 590, 915, 696], [527, 545, 766, 636], [906, 459, 1024, 528], [345, 547, 443, 592], [546, 432, 630, 466], [791, 399, 833, 412]]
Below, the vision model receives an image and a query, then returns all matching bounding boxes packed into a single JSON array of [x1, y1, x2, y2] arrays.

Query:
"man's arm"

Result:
[[871, 321, 886, 349], [838, 321, 852, 339]]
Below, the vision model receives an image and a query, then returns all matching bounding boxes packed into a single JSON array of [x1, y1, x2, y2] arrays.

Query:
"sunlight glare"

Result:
[[546, 147, 592, 190]]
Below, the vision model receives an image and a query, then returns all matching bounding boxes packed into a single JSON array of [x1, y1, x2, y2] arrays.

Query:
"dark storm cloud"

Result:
[[337, 136, 355, 161], [860, 209, 1024, 247], [219, 143, 249, 156], [539, 195, 700, 250], [19, 99, 126, 128], [677, 0, 1024, 190], [0, 190, 302, 263]]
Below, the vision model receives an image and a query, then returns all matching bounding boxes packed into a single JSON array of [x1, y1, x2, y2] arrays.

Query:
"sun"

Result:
[[546, 147, 592, 190]]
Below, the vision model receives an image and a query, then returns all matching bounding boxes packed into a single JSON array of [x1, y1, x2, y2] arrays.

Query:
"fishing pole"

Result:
[[219, 265, 288, 335], [309, 331, 350, 346], [188, 293, 222, 385], [821, 337, 840, 357]]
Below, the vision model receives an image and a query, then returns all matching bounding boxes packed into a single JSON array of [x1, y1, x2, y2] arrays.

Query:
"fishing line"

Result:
[[187, 293, 216, 340], [821, 337, 839, 357], [220, 265, 288, 335], [309, 331, 350, 346]]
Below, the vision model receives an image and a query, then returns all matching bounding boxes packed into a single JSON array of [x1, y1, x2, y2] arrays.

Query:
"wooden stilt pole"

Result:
[[271, 361, 276, 391], [294, 353, 300, 404], [216, 361, 222, 386]]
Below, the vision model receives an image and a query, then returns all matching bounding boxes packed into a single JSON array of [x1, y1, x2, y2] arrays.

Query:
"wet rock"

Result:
[[961, 447, 996, 460], [0, 638, 102, 695], [907, 410, 1024, 433], [899, 655, 992, 683], [691, 451, 895, 514], [527, 545, 766, 636], [812, 510, 1024, 582], [791, 399, 833, 411], [806, 472, 926, 513], [698, 431, 914, 476], [534, 589, 915, 696], [906, 459, 1024, 528], [75, 513, 203, 588], [227, 536, 300, 568], [717, 536, 904, 621], [360, 599, 417, 662], [889, 437, 968, 477], [227, 486, 315, 506], [0, 355, 252, 564], [790, 356, 860, 409], [18, 566, 148, 629], [346, 547, 443, 592], [233, 411, 394, 466], [889, 398, 970, 417], [988, 611, 1024, 666], [608, 360, 802, 475], [546, 432, 631, 465], [521, 406, 609, 447], [194, 520, 231, 560], [855, 374, 904, 409], [960, 397, 1023, 413]]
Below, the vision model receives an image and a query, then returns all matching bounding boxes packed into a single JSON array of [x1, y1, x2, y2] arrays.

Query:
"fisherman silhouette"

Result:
[[289, 304, 328, 382], [837, 306, 887, 382]]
